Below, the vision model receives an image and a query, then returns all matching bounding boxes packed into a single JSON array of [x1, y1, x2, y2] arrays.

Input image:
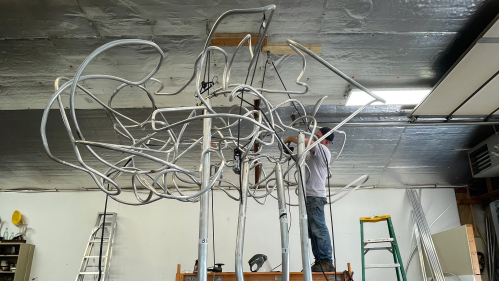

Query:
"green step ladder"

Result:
[[360, 215, 407, 281]]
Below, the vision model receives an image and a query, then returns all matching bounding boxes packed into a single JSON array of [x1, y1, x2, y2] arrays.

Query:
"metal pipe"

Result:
[[408, 191, 438, 273], [406, 203, 453, 270], [286, 40, 385, 104], [197, 101, 212, 281], [275, 163, 290, 281], [414, 203, 441, 279], [235, 161, 250, 281], [318, 121, 499, 127], [411, 211, 428, 280], [407, 190, 445, 281], [297, 133, 313, 281]]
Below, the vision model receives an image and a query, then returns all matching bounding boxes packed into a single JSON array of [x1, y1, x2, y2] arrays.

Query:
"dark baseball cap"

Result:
[[319, 127, 334, 142]]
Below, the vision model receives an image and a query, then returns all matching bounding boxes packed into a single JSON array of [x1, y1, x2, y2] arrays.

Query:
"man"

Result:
[[284, 127, 335, 272]]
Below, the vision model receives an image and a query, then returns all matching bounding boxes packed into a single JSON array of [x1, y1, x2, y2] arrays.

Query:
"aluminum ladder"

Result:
[[76, 212, 117, 281], [360, 215, 407, 281]]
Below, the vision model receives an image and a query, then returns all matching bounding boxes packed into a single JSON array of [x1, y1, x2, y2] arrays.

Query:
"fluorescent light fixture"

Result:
[[345, 89, 431, 106]]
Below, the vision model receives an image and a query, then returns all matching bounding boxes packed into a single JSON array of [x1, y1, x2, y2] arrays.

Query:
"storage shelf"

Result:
[[0, 243, 34, 281], [0, 240, 26, 244]]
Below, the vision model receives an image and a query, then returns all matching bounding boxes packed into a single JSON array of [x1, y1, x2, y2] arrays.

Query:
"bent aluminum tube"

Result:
[[195, 46, 229, 106], [275, 163, 290, 281], [150, 113, 273, 133], [75, 140, 194, 175], [297, 133, 313, 281], [69, 40, 164, 140], [40, 5, 392, 209], [235, 161, 250, 281], [155, 54, 201, 95], [108, 82, 156, 125], [298, 100, 377, 162], [202, 5, 275, 67], [286, 39, 385, 103], [310, 96, 327, 128], [228, 84, 276, 128], [198, 100, 212, 281], [212, 34, 394, 97], [226, 34, 253, 86], [328, 174, 369, 204], [41, 78, 127, 194], [196, 6, 276, 112], [156, 5, 275, 96], [151, 106, 206, 130], [51, 40, 165, 193]]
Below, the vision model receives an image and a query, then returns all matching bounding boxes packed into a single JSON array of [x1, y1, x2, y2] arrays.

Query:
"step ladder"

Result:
[[360, 215, 407, 281], [76, 212, 117, 281]]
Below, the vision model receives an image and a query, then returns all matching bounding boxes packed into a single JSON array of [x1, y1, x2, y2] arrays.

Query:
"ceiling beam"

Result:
[[210, 33, 267, 47], [262, 43, 321, 55]]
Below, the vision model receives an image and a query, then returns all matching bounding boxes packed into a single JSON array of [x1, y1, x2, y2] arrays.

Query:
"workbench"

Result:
[[176, 264, 353, 281]]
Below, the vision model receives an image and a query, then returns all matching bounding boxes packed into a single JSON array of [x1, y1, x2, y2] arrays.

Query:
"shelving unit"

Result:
[[0, 242, 35, 281]]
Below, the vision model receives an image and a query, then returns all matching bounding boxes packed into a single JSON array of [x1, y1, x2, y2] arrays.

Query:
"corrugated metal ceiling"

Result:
[[1, 0, 499, 190], [1, 0, 497, 110]]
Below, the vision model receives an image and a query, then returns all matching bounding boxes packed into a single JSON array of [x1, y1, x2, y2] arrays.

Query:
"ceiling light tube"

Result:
[[345, 89, 431, 106]]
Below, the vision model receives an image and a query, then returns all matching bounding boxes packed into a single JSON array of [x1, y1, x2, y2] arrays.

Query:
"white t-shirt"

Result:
[[305, 143, 331, 197]]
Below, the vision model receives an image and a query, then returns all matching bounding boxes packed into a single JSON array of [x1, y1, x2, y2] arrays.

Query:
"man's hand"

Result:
[[284, 136, 297, 145], [284, 136, 318, 153]]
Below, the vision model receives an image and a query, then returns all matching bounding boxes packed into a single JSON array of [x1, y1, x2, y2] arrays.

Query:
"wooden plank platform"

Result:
[[176, 263, 353, 281]]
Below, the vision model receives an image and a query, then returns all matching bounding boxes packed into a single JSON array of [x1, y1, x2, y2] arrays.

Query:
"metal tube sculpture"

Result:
[[275, 163, 290, 281], [40, 4, 385, 281]]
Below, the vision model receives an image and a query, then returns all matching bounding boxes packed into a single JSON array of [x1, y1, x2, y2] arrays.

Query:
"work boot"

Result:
[[311, 260, 335, 272]]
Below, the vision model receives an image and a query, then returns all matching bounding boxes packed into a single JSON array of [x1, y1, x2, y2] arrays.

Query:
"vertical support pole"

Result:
[[297, 132, 313, 281], [275, 163, 290, 281], [197, 102, 212, 281], [235, 161, 250, 281], [360, 220, 365, 281]]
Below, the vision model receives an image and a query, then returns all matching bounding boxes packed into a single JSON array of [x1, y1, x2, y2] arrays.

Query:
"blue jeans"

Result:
[[306, 196, 333, 263]]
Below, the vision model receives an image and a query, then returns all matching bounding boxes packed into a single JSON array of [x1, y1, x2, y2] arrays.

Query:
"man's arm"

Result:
[[283, 136, 317, 153]]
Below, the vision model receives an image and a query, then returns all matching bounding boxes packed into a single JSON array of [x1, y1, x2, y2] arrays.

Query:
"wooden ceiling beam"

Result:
[[210, 33, 267, 47], [209, 33, 321, 56]]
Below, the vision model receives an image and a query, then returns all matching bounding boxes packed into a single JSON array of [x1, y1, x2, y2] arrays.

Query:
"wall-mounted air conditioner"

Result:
[[468, 133, 499, 178]]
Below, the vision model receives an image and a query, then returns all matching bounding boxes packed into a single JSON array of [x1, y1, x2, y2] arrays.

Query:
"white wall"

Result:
[[0, 188, 459, 281]]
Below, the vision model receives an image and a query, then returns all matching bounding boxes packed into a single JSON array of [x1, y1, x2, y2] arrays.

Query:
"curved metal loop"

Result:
[[40, 5, 387, 208]]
